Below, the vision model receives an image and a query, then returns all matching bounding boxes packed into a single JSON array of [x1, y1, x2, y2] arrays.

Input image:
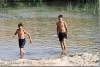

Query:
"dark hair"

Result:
[[58, 15, 63, 18], [18, 23, 23, 27]]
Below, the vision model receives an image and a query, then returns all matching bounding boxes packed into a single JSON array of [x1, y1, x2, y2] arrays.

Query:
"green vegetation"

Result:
[[0, 0, 99, 15]]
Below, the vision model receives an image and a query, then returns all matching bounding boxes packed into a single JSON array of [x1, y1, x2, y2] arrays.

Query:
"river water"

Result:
[[0, 8, 99, 60]]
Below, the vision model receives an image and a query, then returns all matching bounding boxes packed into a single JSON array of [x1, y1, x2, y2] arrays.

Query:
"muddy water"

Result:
[[0, 8, 99, 60]]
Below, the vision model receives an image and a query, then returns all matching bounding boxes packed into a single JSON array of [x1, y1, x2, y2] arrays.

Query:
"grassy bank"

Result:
[[0, 4, 98, 15]]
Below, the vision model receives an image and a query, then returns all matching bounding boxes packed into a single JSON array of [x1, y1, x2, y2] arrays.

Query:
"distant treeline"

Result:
[[0, 0, 99, 15], [0, 0, 98, 7]]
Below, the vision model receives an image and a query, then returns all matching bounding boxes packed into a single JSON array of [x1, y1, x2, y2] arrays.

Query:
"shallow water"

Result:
[[0, 8, 99, 60]]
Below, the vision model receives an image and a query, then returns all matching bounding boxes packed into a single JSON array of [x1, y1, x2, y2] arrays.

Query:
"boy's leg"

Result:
[[64, 39, 67, 50], [58, 33, 65, 55], [60, 41, 65, 55], [63, 38, 67, 54], [60, 41, 64, 51], [20, 48, 24, 59]]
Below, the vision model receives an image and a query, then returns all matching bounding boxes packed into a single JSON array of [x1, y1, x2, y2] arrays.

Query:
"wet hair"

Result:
[[18, 23, 23, 28], [58, 15, 63, 18]]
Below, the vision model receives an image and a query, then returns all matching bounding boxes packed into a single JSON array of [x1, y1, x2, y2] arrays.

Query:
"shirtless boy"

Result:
[[56, 15, 68, 55], [14, 23, 32, 59]]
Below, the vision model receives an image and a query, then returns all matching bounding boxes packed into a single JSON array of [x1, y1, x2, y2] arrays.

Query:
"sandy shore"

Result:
[[0, 52, 99, 66]]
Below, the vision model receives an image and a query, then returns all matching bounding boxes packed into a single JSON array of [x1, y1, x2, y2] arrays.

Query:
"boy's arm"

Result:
[[13, 29, 18, 38], [56, 23, 59, 35], [14, 29, 18, 35], [64, 22, 68, 32], [24, 29, 32, 43]]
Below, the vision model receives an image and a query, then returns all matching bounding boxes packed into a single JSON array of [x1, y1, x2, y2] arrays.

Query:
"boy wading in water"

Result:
[[56, 15, 68, 55], [14, 23, 32, 59]]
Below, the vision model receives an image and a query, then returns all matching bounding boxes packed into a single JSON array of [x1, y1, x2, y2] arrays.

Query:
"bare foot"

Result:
[[59, 51, 65, 57], [64, 50, 67, 55]]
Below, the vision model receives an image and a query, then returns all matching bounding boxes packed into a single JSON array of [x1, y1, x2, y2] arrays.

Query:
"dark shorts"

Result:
[[58, 32, 67, 42], [19, 38, 26, 48]]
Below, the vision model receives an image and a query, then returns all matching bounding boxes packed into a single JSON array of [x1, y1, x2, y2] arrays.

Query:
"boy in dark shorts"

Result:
[[14, 23, 32, 59], [56, 15, 68, 55]]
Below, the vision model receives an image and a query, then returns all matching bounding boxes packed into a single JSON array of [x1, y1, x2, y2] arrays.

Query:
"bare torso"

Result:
[[57, 21, 67, 32], [17, 29, 26, 39]]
